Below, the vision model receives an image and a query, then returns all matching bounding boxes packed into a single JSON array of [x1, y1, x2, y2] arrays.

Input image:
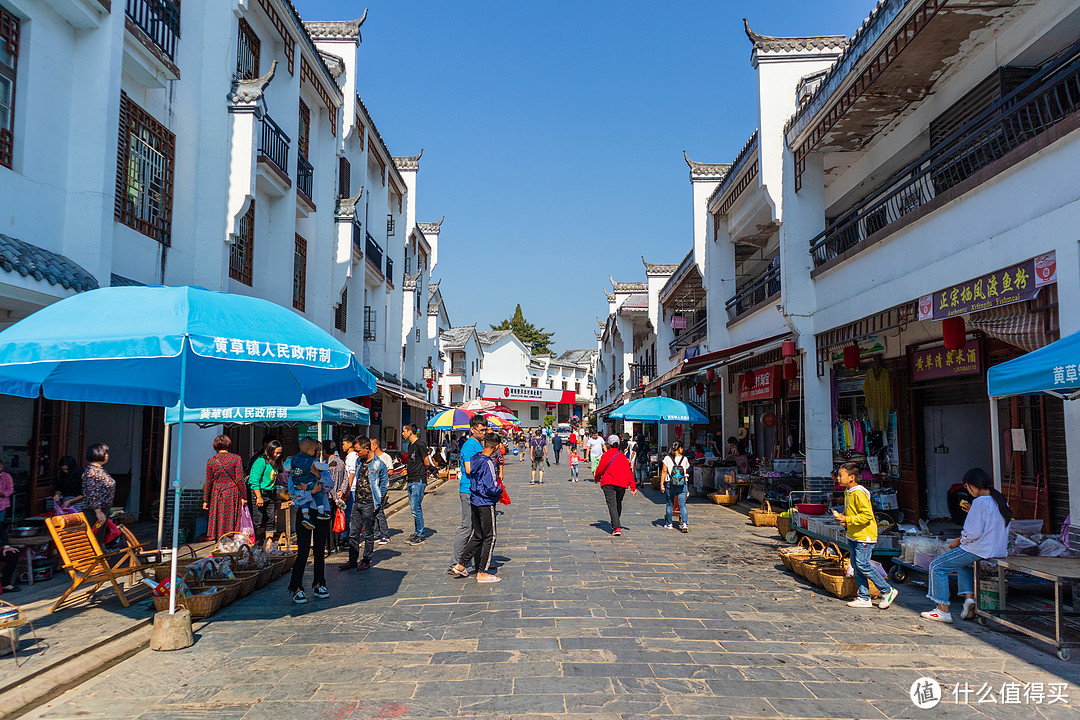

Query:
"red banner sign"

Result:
[[911, 340, 981, 382], [917, 252, 1056, 321], [738, 366, 780, 402]]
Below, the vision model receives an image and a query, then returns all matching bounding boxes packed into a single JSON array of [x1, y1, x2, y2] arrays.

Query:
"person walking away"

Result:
[[568, 429, 578, 453], [81, 444, 116, 545], [450, 431, 504, 583], [569, 449, 581, 482], [202, 435, 247, 541], [370, 437, 393, 544], [921, 467, 1011, 623], [451, 416, 487, 574], [552, 433, 563, 465], [285, 444, 331, 604], [661, 441, 690, 532], [339, 436, 383, 572], [594, 434, 637, 536], [402, 423, 430, 546], [248, 439, 282, 543], [529, 429, 548, 484], [586, 431, 605, 477], [835, 462, 898, 609]]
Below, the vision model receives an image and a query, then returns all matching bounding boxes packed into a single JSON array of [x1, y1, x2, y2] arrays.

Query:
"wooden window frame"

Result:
[[292, 233, 307, 312], [229, 202, 254, 285], [115, 92, 175, 245], [298, 100, 310, 158], [236, 17, 260, 80], [334, 288, 347, 332], [0, 6, 18, 170]]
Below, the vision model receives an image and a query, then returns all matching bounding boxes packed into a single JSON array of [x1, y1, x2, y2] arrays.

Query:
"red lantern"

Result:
[[706, 368, 715, 382], [696, 381, 705, 396], [942, 316, 966, 350], [716, 378, 723, 394], [784, 358, 798, 381], [843, 345, 860, 370], [782, 340, 796, 358], [741, 370, 755, 388]]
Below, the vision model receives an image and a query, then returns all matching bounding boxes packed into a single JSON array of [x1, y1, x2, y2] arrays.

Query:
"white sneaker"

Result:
[[877, 588, 898, 609], [847, 598, 873, 608], [663, 523, 673, 529], [961, 598, 977, 620], [921, 609, 953, 623]]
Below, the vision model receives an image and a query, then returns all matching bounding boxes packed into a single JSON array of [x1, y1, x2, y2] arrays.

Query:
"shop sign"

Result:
[[786, 376, 803, 398], [911, 340, 981, 382], [298, 422, 330, 441], [917, 252, 1056, 321], [481, 383, 576, 404], [738, 366, 780, 402]]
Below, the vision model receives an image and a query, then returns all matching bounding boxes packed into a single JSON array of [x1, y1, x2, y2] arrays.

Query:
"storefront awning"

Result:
[[377, 381, 434, 411], [640, 332, 790, 393]]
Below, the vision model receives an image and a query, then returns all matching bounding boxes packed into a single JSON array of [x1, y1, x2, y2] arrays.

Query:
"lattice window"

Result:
[[298, 100, 310, 158], [292, 233, 307, 312], [256, 0, 294, 74], [115, 92, 175, 245], [0, 7, 18, 169], [338, 156, 350, 198], [334, 288, 347, 332], [364, 306, 376, 341], [230, 202, 254, 285], [300, 54, 336, 136], [236, 17, 260, 80], [386, 213, 395, 236]]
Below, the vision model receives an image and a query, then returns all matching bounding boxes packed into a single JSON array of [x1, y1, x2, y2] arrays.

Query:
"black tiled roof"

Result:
[[0, 234, 98, 292]]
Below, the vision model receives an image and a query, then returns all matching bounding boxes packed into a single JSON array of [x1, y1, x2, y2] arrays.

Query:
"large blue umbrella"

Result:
[[987, 329, 1080, 400], [609, 396, 708, 424], [0, 286, 376, 614], [165, 397, 370, 425]]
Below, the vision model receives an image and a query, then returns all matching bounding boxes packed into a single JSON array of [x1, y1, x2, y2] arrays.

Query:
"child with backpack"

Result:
[[661, 441, 691, 533], [568, 450, 580, 482]]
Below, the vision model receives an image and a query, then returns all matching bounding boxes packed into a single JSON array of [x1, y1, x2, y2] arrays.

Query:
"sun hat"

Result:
[[607, 434, 620, 446]]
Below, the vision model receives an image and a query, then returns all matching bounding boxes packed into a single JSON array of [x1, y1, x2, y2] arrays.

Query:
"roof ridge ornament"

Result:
[[335, 188, 364, 218], [683, 150, 731, 181], [393, 149, 424, 170], [742, 17, 846, 53], [228, 60, 277, 105]]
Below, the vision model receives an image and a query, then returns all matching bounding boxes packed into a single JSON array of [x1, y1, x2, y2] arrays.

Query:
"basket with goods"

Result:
[[779, 536, 813, 571], [749, 500, 779, 528], [777, 511, 793, 540], [789, 538, 825, 577], [819, 554, 881, 599], [709, 485, 739, 506], [212, 532, 254, 560], [802, 542, 843, 587], [153, 544, 200, 582], [267, 534, 297, 573], [152, 585, 224, 619]]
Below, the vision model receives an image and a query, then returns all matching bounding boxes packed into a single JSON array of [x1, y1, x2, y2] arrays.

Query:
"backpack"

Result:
[[531, 439, 544, 460], [668, 455, 688, 486]]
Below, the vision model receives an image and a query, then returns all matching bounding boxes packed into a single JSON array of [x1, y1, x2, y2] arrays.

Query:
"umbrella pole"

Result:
[[156, 421, 171, 552], [168, 348, 189, 615], [990, 397, 1002, 491]]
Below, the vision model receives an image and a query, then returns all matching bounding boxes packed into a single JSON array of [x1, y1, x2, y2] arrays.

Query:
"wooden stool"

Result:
[[0, 600, 41, 666]]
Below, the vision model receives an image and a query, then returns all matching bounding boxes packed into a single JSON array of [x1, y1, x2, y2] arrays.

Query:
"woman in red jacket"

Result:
[[594, 434, 637, 536]]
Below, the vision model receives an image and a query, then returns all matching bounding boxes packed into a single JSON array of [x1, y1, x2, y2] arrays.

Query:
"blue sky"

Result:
[[293, 0, 873, 353]]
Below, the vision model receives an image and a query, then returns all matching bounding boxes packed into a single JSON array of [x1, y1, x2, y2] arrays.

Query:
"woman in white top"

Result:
[[660, 441, 691, 533], [922, 468, 1012, 624]]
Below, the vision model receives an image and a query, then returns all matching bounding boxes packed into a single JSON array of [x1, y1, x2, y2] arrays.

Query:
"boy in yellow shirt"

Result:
[[835, 463, 898, 609]]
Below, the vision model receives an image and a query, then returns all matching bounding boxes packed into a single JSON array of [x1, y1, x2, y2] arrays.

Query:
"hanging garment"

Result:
[[863, 367, 893, 432]]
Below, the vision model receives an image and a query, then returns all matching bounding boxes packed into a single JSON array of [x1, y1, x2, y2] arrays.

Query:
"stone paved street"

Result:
[[21, 459, 1080, 720]]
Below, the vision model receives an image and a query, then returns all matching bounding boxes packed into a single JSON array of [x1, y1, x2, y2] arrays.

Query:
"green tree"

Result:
[[490, 304, 555, 355], [543, 414, 557, 428]]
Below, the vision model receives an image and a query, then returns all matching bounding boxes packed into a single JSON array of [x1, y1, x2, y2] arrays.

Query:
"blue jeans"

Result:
[[849, 540, 892, 600], [927, 546, 979, 606], [407, 481, 425, 536], [665, 485, 688, 526]]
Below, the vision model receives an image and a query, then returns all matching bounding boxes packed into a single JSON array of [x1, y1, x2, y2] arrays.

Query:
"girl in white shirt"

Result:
[[660, 441, 691, 533], [922, 468, 1012, 624]]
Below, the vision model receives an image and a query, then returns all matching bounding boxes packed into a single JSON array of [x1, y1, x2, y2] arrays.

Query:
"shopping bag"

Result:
[[104, 519, 122, 544], [332, 507, 346, 533], [239, 504, 255, 543], [498, 481, 511, 506]]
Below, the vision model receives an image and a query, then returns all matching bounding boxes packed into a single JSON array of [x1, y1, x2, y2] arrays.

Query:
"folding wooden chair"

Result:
[[118, 525, 163, 566], [45, 514, 153, 613]]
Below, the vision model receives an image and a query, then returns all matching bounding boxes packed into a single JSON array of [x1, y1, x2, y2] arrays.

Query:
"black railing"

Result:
[[385, 256, 394, 284], [297, 151, 313, 200], [366, 233, 383, 271], [351, 220, 362, 255], [629, 362, 656, 389], [726, 262, 781, 321], [810, 41, 1080, 266], [126, 0, 180, 61], [258, 114, 289, 176], [669, 316, 707, 356]]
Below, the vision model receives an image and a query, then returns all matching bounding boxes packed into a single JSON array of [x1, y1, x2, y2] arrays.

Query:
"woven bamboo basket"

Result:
[[802, 542, 843, 587], [233, 570, 259, 598], [749, 500, 779, 527], [709, 491, 738, 506], [790, 539, 825, 578], [211, 578, 241, 606], [211, 533, 252, 561], [153, 587, 224, 619], [152, 544, 200, 581], [820, 562, 880, 599], [254, 564, 274, 589], [779, 536, 812, 571], [776, 515, 792, 539], [268, 557, 286, 581]]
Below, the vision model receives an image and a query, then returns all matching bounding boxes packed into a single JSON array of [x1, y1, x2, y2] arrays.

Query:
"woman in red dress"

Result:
[[202, 434, 246, 540]]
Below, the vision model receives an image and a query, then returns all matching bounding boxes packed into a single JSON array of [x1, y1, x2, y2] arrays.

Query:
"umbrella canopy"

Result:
[[459, 399, 497, 411], [426, 407, 476, 429], [609, 396, 708, 424], [487, 410, 521, 423], [484, 414, 516, 429], [0, 286, 376, 406], [987, 330, 1080, 399], [165, 397, 370, 425]]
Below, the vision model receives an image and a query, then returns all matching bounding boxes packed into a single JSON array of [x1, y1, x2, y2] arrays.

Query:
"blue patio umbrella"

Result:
[[987, 329, 1080, 400], [0, 286, 376, 614], [165, 396, 370, 425], [609, 396, 708, 424]]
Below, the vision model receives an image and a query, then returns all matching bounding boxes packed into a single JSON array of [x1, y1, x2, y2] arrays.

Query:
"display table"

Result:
[[975, 556, 1080, 661], [10, 535, 51, 586]]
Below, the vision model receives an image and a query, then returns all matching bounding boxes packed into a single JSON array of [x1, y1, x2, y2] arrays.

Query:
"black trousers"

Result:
[[249, 494, 275, 542], [602, 485, 626, 530], [1, 548, 17, 586], [289, 516, 329, 592], [459, 504, 497, 573], [348, 501, 376, 563], [554, 448, 562, 464]]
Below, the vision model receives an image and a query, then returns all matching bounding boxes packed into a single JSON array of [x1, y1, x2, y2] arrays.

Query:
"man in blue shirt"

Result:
[[449, 415, 487, 574], [450, 431, 504, 583]]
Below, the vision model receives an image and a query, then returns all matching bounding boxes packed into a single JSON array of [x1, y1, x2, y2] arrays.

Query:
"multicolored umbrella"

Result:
[[484, 414, 517, 429], [460, 398, 497, 411], [487, 410, 521, 423], [426, 408, 476, 429]]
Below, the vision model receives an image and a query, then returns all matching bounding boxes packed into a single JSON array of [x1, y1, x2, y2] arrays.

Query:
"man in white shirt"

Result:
[[586, 431, 606, 475], [370, 437, 394, 544]]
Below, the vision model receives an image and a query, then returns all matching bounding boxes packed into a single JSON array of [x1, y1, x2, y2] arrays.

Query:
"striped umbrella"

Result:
[[426, 408, 476, 429], [488, 410, 521, 423], [459, 399, 497, 411]]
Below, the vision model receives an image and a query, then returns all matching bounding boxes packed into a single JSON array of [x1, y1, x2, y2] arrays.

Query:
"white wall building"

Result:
[[438, 326, 483, 407]]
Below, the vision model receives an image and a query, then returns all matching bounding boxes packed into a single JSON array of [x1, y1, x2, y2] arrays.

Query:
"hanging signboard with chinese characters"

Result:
[[738, 366, 781, 402], [917, 252, 1056, 321], [910, 340, 981, 382]]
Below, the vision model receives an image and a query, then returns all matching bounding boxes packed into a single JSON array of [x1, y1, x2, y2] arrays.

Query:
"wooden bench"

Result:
[[44, 514, 154, 613]]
